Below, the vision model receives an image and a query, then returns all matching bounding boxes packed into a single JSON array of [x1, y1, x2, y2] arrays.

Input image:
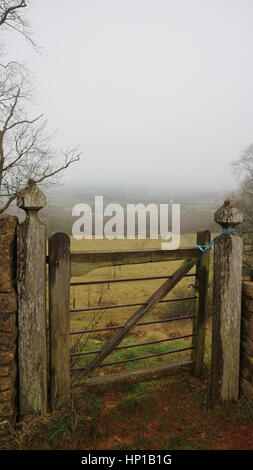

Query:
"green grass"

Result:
[[41, 393, 103, 449], [130, 434, 153, 450], [213, 398, 253, 424], [71, 337, 193, 375], [162, 434, 206, 450], [44, 413, 72, 446], [116, 384, 156, 420]]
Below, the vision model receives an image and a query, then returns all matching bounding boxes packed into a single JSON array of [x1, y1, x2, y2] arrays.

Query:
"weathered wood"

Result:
[[71, 358, 193, 394], [49, 233, 71, 409], [211, 200, 243, 402], [17, 180, 47, 415], [80, 258, 197, 378], [70, 247, 200, 275], [192, 230, 210, 376]]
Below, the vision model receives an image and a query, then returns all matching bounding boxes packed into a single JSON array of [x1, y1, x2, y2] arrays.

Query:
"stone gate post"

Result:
[[211, 199, 243, 402], [17, 180, 47, 415]]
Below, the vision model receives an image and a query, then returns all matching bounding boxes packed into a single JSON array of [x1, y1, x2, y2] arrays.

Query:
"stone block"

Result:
[[0, 400, 15, 416], [242, 281, 253, 298], [0, 419, 13, 436], [241, 316, 253, 340], [0, 315, 16, 336], [0, 374, 16, 392], [0, 361, 16, 378], [241, 352, 253, 381], [0, 329, 17, 351], [0, 293, 17, 317], [0, 388, 15, 402], [240, 377, 253, 402], [0, 348, 16, 364]]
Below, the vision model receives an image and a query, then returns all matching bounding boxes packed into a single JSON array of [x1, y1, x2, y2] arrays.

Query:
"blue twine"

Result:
[[194, 228, 236, 253]]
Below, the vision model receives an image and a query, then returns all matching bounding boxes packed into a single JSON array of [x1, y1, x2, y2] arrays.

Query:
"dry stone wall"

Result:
[[241, 280, 253, 402], [0, 215, 18, 435]]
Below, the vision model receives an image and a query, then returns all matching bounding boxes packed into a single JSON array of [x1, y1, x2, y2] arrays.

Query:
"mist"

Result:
[[4, 0, 253, 192]]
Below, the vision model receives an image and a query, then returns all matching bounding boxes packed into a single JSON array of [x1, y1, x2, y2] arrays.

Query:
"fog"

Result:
[[4, 0, 253, 191]]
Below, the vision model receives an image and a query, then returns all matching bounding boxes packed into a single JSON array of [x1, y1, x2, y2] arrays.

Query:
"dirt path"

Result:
[[1, 374, 253, 450]]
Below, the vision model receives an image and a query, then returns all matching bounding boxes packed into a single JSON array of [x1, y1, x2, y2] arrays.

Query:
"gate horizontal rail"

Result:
[[71, 346, 194, 371], [70, 247, 201, 275], [69, 314, 196, 335], [71, 333, 194, 358], [70, 273, 195, 286], [71, 359, 194, 394], [70, 296, 197, 313]]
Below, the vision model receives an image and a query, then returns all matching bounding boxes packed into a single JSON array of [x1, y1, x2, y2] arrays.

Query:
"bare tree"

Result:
[[0, 2, 81, 213], [0, 61, 80, 213], [0, 1, 35, 43], [232, 143, 253, 271], [232, 144, 253, 212]]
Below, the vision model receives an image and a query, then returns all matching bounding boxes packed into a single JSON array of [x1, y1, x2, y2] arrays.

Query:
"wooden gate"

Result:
[[48, 230, 210, 409]]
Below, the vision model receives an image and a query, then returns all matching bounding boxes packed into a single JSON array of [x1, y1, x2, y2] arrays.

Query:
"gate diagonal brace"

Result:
[[80, 258, 197, 379]]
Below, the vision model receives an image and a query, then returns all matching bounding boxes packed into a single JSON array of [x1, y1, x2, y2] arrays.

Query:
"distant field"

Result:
[[69, 235, 212, 381]]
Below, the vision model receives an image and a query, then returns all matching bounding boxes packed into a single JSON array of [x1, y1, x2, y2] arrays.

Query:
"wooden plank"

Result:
[[211, 200, 243, 402], [192, 230, 210, 376], [70, 247, 200, 275], [49, 233, 71, 409], [80, 258, 197, 378], [17, 181, 47, 415], [71, 358, 193, 394], [211, 234, 243, 401]]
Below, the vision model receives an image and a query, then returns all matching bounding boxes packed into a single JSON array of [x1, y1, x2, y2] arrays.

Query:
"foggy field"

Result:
[[69, 235, 212, 377]]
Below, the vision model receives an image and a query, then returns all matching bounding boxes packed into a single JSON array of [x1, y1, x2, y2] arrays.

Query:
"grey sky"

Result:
[[4, 0, 253, 190]]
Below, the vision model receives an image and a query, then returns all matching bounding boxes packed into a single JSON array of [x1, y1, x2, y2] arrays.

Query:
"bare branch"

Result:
[[0, 1, 38, 46], [35, 149, 81, 184], [0, 1, 27, 27], [0, 192, 17, 214], [5, 113, 43, 131]]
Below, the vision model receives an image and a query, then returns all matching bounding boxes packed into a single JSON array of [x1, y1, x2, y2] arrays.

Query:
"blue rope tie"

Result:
[[194, 228, 236, 253]]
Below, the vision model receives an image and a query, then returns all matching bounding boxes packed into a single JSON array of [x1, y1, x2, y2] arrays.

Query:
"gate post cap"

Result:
[[17, 179, 46, 210], [214, 199, 243, 228]]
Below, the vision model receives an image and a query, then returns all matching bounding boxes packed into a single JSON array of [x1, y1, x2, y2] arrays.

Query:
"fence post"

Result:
[[192, 229, 210, 376], [211, 199, 243, 402], [17, 180, 47, 415], [49, 233, 71, 409]]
